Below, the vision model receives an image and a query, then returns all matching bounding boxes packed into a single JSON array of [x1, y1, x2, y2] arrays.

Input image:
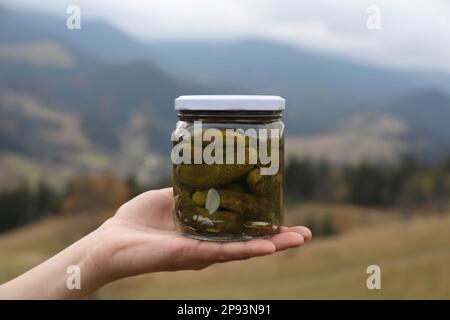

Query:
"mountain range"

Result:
[[1, 6, 450, 187]]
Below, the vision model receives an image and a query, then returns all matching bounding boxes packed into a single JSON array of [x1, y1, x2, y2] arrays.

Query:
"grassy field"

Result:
[[0, 206, 449, 299]]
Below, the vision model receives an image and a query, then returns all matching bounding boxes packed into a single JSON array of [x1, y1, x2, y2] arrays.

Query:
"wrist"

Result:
[[49, 231, 109, 299], [0, 229, 111, 300], [79, 228, 116, 292]]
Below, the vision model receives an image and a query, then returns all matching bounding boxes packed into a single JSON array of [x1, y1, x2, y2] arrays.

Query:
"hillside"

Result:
[[147, 40, 450, 134], [0, 8, 236, 186], [101, 212, 450, 299], [0, 206, 449, 299], [0, 37, 225, 186], [286, 112, 420, 164], [1, 6, 450, 189]]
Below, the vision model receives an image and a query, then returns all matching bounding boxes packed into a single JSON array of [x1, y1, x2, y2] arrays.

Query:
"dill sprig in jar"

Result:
[[171, 95, 285, 241]]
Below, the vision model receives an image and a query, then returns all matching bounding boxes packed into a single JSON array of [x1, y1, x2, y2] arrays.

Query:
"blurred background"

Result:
[[0, 0, 450, 299]]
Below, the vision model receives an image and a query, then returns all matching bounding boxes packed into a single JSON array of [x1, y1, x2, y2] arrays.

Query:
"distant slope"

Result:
[[148, 40, 433, 97], [0, 9, 235, 187], [0, 88, 111, 187], [286, 112, 422, 164], [0, 89, 91, 157], [0, 8, 149, 62], [382, 89, 450, 160], [0, 40, 76, 67], [147, 40, 450, 135], [0, 9, 232, 185], [0, 55, 227, 153], [0, 54, 221, 184], [286, 89, 450, 163]]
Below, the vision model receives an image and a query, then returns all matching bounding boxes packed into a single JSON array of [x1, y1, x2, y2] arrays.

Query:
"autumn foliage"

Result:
[[59, 171, 131, 214]]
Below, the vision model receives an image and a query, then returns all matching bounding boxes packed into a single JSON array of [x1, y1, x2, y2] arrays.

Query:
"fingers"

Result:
[[190, 225, 312, 262], [192, 226, 311, 264], [212, 226, 311, 261], [175, 225, 312, 271], [267, 231, 304, 251], [201, 239, 276, 263], [280, 226, 312, 241]]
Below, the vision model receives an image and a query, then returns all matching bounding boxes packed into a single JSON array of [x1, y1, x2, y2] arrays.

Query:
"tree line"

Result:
[[285, 155, 450, 210], [1, 156, 450, 233]]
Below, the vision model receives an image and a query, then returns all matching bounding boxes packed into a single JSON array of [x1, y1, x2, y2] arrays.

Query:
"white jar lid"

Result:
[[175, 95, 285, 111]]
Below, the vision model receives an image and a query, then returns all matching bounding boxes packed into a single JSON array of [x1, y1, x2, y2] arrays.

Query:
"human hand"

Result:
[[0, 187, 311, 299], [90, 188, 312, 281]]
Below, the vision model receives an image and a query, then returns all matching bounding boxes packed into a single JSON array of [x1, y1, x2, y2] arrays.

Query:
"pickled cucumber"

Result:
[[176, 164, 254, 189], [246, 168, 281, 195], [172, 125, 284, 240], [192, 189, 268, 219], [193, 207, 243, 234], [174, 190, 196, 221]]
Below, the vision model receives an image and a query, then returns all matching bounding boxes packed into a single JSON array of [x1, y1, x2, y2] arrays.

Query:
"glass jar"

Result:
[[171, 95, 285, 241]]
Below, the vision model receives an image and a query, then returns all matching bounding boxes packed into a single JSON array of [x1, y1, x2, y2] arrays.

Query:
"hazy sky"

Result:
[[5, 0, 450, 72]]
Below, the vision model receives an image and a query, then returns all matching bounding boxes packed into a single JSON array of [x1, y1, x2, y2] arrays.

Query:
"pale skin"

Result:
[[0, 188, 312, 299]]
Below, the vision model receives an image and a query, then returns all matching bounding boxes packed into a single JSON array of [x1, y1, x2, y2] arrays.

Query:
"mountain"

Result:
[[382, 89, 450, 161], [286, 111, 421, 164], [0, 8, 230, 186], [6, 6, 448, 137], [0, 44, 232, 185], [286, 89, 450, 163], [0, 87, 108, 188], [0, 7, 149, 62], [1, 6, 450, 188], [3, 8, 450, 108], [146, 40, 450, 134]]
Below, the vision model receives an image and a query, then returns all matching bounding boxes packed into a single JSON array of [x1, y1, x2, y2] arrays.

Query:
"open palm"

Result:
[[92, 188, 311, 280]]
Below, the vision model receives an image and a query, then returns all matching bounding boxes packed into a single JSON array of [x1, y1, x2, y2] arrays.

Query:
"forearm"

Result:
[[0, 231, 107, 300]]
